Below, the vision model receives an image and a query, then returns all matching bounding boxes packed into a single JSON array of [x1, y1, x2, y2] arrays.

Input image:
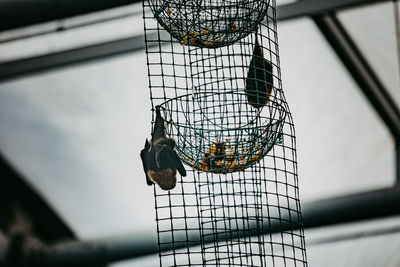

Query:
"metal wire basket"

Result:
[[159, 92, 285, 173], [148, 0, 270, 48]]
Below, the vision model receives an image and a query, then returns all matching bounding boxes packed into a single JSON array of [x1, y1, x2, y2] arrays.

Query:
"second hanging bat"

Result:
[[245, 38, 274, 109]]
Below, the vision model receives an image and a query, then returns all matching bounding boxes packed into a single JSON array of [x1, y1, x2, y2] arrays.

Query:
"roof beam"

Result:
[[0, 0, 142, 32], [0, 153, 75, 243], [0, 35, 147, 81], [8, 186, 400, 266]]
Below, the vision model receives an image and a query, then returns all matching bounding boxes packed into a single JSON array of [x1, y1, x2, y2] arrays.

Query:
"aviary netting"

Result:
[[142, 0, 308, 266]]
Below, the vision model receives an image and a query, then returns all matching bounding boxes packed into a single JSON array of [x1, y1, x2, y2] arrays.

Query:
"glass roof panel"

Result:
[[276, 0, 297, 5], [277, 18, 395, 202], [305, 216, 400, 267], [0, 51, 156, 239], [338, 2, 400, 110]]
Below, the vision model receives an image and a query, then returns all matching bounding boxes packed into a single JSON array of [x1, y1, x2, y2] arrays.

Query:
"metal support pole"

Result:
[[0, 0, 142, 32], [2, 187, 397, 266]]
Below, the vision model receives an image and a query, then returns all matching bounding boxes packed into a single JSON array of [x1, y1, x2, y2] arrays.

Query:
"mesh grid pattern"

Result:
[[143, 0, 308, 266]]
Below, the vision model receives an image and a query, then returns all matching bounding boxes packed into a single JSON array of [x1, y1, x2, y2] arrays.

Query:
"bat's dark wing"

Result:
[[171, 149, 187, 177], [246, 39, 273, 108], [140, 145, 154, 186], [158, 144, 187, 177]]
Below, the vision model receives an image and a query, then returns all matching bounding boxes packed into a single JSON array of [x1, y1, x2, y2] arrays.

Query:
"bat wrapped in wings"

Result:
[[245, 37, 274, 109], [140, 106, 187, 190]]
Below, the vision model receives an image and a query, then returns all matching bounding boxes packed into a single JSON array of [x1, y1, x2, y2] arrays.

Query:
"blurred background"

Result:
[[0, 0, 399, 266]]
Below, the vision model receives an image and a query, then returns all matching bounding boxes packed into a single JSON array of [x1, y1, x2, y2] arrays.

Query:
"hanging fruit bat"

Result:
[[245, 37, 273, 108], [140, 106, 187, 190]]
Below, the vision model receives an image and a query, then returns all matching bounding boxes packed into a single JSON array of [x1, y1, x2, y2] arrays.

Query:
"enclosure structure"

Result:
[[0, 0, 399, 266], [143, 0, 308, 265]]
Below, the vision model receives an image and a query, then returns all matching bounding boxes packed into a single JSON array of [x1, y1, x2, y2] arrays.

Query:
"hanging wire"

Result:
[[142, 0, 308, 266]]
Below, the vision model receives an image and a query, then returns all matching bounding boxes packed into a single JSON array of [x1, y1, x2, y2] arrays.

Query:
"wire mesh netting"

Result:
[[142, 0, 308, 266]]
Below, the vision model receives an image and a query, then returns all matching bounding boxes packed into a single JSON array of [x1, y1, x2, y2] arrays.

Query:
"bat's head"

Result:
[[148, 169, 177, 191]]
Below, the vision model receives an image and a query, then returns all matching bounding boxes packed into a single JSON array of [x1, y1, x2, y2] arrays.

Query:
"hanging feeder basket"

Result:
[[160, 91, 285, 173], [148, 0, 270, 47]]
